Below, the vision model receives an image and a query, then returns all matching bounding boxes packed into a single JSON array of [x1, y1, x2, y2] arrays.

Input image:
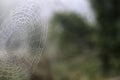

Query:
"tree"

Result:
[[51, 0, 120, 77], [52, 13, 97, 60], [91, 0, 120, 76]]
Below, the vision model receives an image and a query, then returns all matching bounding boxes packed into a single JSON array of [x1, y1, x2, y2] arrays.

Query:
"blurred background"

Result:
[[1, 0, 120, 80]]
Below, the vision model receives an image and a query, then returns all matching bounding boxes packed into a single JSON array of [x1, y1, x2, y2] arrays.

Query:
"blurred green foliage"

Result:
[[91, 0, 120, 76], [49, 0, 120, 79], [50, 13, 101, 80], [51, 13, 97, 59]]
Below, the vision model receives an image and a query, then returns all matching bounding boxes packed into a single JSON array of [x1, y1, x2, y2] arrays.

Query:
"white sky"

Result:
[[60, 0, 95, 24], [39, 0, 96, 24], [0, 0, 95, 24]]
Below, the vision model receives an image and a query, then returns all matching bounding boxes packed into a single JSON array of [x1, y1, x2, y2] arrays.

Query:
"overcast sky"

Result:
[[39, 0, 95, 24], [60, 0, 95, 24], [0, 0, 95, 24]]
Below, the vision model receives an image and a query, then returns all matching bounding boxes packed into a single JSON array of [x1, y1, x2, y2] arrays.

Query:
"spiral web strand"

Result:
[[0, 0, 48, 80]]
